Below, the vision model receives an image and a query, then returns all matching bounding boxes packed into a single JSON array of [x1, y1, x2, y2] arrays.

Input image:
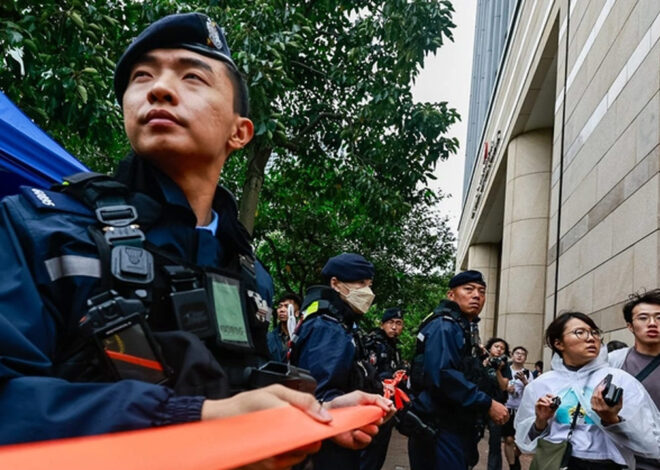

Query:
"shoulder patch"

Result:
[[20, 186, 92, 216], [303, 301, 320, 319]]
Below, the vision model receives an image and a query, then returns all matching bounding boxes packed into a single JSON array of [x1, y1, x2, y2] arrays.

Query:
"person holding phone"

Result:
[[514, 312, 660, 469], [502, 346, 532, 470], [268, 293, 302, 361]]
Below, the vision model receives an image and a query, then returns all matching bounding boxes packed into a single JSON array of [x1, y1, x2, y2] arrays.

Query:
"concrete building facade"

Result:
[[458, 0, 660, 364]]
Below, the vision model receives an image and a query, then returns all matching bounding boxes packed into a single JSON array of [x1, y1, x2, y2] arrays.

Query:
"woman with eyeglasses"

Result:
[[514, 311, 660, 469]]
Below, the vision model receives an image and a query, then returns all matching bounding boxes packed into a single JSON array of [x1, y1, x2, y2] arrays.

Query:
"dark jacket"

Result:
[[0, 155, 272, 444], [364, 327, 403, 382], [410, 300, 492, 431], [289, 285, 360, 402]]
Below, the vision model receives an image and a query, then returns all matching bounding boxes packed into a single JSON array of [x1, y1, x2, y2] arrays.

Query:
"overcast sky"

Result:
[[411, 0, 477, 235]]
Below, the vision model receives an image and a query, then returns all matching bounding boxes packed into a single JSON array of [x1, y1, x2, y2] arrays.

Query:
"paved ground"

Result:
[[381, 429, 532, 470]]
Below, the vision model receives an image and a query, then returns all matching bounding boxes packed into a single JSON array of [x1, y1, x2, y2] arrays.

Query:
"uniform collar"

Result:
[[114, 152, 253, 256]]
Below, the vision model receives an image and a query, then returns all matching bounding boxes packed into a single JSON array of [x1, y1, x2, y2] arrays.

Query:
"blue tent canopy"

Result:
[[0, 90, 89, 198]]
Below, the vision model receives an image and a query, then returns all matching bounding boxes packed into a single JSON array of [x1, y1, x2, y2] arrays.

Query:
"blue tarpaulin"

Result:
[[0, 90, 89, 198]]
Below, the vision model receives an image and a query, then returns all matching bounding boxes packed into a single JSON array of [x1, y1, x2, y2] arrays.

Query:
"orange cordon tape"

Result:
[[382, 370, 410, 410], [0, 405, 383, 470]]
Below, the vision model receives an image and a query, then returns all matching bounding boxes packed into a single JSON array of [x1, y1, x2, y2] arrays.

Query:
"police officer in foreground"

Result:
[[0, 12, 391, 466], [290, 253, 394, 469], [360, 307, 406, 470], [406, 270, 509, 470]]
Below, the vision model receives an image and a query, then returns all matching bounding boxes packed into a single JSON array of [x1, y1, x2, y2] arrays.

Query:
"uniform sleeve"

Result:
[[292, 319, 355, 402], [0, 201, 204, 444], [422, 320, 491, 410]]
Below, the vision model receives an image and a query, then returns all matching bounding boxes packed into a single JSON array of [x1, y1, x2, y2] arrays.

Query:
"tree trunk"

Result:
[[238, 141, 272, 235]]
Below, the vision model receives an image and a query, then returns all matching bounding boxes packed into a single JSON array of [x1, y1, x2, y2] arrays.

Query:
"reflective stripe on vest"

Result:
[[45, 255, 101, 281]]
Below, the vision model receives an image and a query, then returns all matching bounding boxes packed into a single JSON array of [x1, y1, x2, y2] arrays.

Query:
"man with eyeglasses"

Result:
[[609, 288, 660, 470]]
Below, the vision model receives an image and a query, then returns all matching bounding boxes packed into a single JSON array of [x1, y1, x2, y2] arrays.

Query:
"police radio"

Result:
[[80, 290, 170, 384]]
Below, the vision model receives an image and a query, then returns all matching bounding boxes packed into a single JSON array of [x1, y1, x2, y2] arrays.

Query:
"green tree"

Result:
[[1, 0, 459, 356]]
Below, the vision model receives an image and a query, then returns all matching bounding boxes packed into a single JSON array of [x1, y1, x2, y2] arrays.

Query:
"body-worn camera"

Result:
[[601, 374, 623, 407], [80, 290, 170, 384], [550, 396, 561, 410], [488, 355, 508, 369]]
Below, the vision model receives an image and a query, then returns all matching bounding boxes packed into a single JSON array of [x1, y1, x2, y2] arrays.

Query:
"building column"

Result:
[[468, 243, 500, 341], [498, 129, 552, 363]]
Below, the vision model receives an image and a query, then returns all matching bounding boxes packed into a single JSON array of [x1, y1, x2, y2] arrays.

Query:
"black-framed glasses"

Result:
[[632, 313, 660, 324], [566, 328, 601, 340]]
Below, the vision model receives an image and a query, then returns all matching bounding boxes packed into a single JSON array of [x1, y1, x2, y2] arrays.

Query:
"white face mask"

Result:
[[340, 285, 375, 314]]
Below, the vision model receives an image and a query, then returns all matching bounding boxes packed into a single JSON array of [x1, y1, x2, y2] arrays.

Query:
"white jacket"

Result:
[[514, 348, 660, 468]]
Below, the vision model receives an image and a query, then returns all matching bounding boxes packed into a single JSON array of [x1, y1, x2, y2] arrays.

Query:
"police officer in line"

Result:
[[290, 253, 394, 470], [0, 13, 391, 465], [360, 307, 406, 470], [406, 270, 509, 470], [267, 293, 302, 361]]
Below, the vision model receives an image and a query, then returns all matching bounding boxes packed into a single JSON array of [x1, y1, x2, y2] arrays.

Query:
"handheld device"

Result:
[[601, 373, 623, 407], [550, 396, 561, 410]]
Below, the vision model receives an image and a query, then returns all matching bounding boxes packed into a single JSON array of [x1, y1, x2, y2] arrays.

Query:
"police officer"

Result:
[[0, 13, 391, 465], [268, 293, 302, 361], [360, 307, 406, 470], [290, 253, 392, 470], [407, 270, 509, 470]]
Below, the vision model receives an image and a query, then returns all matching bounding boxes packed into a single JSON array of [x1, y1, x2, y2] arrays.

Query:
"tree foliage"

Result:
[[1, 0, 459, 357]]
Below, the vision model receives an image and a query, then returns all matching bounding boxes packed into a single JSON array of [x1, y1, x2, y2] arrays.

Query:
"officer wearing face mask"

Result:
[[289, 253, 377, 470]]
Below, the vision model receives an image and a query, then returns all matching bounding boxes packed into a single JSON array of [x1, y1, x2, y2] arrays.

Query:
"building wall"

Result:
[[458, 0, 660, 363]]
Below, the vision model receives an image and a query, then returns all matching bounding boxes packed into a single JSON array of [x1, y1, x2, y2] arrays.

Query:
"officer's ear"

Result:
[[227, 116, 254, 152], [330, 277, 344, 294], [447, 288, 456, 301]]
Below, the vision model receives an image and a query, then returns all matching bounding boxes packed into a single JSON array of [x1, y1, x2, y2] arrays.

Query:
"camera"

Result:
[[601, 374, 623, 407], [488, 355, 508, 369], [550, 396, 561, 410]]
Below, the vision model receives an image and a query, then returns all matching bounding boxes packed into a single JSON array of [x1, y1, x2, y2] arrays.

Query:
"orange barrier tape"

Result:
[[0, 405, 383, 470]]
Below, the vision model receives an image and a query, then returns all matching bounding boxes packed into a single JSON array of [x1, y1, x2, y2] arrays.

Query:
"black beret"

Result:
[[382, 307, 403, 323], [321, 253, 375, 282], [449, 270, 486, 289], [114, 12, 237, 105]]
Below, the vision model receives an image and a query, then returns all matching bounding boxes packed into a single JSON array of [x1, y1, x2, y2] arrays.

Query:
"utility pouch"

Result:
[[394, 405, 438, 440], [80, 290, 170, 385], [244, 361, 317, 394]]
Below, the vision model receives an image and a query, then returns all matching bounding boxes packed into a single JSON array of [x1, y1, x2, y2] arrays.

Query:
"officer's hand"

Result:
[[325, 391, 395, 450], [201, 384, 331, 423], [534, 394, 558, 431], [488, 400, 509, 426], [591, 382, 623, 426]]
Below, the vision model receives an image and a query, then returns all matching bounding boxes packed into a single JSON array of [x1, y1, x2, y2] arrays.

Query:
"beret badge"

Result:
[[206, 18, 224, 51]]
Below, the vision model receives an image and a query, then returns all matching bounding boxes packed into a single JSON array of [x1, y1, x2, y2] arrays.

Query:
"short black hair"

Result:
[[277, 292, 302, 308], [223, 63, 250, 117], [485, 337, 510, 357], [512, 346, 528, 355], [606, 340, 628, 353], [622, 288, 660, 323], [534, 360, 543, 369], [545, 311, 600, 356]]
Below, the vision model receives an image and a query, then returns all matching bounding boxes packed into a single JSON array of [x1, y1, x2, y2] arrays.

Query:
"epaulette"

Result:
[[20, 186, 92, 217]]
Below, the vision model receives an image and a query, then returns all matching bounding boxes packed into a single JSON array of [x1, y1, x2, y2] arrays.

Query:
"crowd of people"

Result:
[[0, 11, 659, 470]]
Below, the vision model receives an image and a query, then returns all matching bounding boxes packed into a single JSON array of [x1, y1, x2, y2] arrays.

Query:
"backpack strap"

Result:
[[636, 353, 660, 382]]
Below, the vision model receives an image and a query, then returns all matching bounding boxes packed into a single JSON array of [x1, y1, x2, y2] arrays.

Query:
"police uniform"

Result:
[[360, 308, 405, 470], [407, 298, 494, 470], [0, 13, 274, 444], [289, 254, 375, 470]]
